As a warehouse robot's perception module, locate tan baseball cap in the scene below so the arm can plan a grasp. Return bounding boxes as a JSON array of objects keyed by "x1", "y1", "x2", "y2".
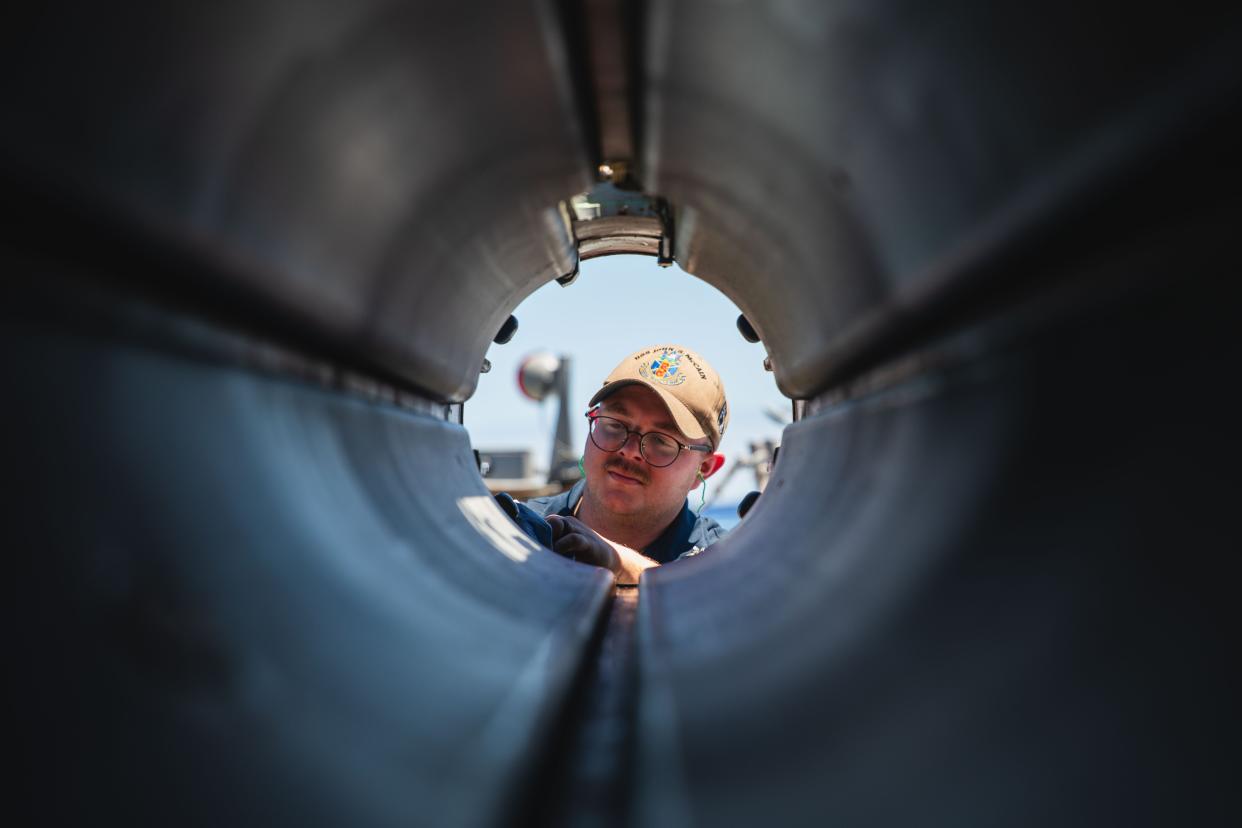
[{"x1": 588, "y1": 344, "x2": 729, "y2": 450}]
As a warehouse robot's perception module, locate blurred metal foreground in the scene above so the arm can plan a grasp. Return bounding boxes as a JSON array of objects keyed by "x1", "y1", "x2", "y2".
[{"x1": 4, "y1": 1, "x2": 1240, "y2": 825}]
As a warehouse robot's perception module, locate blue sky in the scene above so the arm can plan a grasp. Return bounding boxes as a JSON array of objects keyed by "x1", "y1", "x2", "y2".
[{"x1": 467, "y1": 255, "x2": 788, "y2": 503}]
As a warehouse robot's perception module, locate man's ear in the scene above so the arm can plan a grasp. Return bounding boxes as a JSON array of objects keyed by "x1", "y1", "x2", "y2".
[{"x1": 699, "y1": 452, "x2": 726, "y2": 480}]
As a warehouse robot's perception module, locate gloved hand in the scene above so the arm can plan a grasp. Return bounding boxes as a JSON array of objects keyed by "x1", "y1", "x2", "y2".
[{"x1": 546, "y1": 514, "x2": 621, "y2": 574}]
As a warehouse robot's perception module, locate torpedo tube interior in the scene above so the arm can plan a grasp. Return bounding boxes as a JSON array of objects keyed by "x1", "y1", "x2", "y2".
[{"x1": 6, "y1": 2, "x2": 1240, "y2": 825}]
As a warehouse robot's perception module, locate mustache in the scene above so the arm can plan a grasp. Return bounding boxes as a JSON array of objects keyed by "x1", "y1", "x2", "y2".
[{"x1": 603, "y1": 458, "x2": 649, "y2": 484}]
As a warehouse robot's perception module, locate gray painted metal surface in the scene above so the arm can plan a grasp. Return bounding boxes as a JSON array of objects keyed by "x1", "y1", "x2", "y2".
[
  {"x1": 6, "y1": 298, "x2": 612, "y2": 825},
  {"x1": 3, "y1": 1, "x2": 589, "y2": 401},
  {"x1": 643, "y1": 0, "x2": 1242, "y2": 398},
  {"x1": 636, "y1": 260, "x2": 1239, "y2": 825}
]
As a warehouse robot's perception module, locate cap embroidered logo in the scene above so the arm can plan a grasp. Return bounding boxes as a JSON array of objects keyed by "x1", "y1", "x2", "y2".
[{"x1": 639, "y1": 349, "x2": 687, "y2": 386}]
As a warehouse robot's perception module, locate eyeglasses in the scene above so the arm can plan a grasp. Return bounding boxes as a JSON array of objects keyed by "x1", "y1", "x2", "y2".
[{"x1": 585, "y1": 412, "x2": 711, "y2": 468}]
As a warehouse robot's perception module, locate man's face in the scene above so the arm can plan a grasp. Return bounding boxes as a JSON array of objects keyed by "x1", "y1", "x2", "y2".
[{"x1": 584, "y1": 385, "x2": 709, "y2": 520}]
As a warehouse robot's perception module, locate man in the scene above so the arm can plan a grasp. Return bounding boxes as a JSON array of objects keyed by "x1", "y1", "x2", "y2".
[{"x1": 499, "y1": 344, "x2": 730, "y2": 584}]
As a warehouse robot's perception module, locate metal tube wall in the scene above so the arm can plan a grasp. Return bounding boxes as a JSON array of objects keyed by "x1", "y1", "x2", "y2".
[{"x1": 5, "y1": 1, "x2": 1240, "y2": 825}]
